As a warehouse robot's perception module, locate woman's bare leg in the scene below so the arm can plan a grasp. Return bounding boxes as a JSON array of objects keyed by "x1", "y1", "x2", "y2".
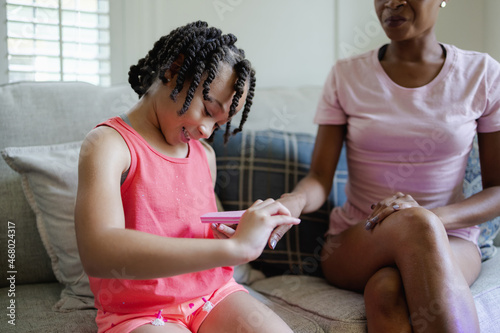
[
  {"x1": 364, "y1": 267, "x2": 411, "y2": 332},
  {"x1": 321, "y1": 207, "x2": 480, "y2": 333}
]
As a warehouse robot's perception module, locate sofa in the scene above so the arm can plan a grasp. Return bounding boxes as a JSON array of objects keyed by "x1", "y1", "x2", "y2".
[{"x1": 1, "y1": 81, "x2": 499, "y2": 333}]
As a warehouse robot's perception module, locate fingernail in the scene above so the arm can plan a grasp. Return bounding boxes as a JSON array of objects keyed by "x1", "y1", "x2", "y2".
[
  {"x1": 370, "y1": 216, "x2": 379, "y2": 223},
  {"x1": 211, "y1": 223, "x2": 217, "y2": 229},
  {"x1": 393, "y1": 204, "x2": 400, "y2": 210},
  {"x1": 364, "y1": 221, "x2": 372, "y2": 230},
  {"x1": 270, "y1": 238, "x2": 277, "y2": 250}
]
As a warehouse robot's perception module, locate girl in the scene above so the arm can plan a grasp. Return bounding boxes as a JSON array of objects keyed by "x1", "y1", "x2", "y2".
[
  {"x1": 272, "y1": 1, "x2": 500, "y2": 332},
  {"x1": 74, "y1": 21, "x2": 299, "y2": 333}
]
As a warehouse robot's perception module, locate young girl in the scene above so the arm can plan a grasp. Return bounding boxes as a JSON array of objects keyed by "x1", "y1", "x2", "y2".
[{"x1": 74, "y1": 21, "x2": 299, "y2": 333}]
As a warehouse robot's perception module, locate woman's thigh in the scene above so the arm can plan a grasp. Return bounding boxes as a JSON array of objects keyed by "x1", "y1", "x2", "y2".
[
  {"x1": 448, "y1": 236, "x2": 481, "y2": 285},
  {"x1": 320, "y1": 207, "x2": 449, "y2": 291}
]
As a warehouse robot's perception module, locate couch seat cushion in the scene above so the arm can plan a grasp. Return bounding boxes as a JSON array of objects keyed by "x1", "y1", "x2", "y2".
[
  {"x1": 0, "y1": 283, "x2": 97, "y2": 333},
  {"x1": 250, "y1": 276, "x2": 366, "y2": 333}
]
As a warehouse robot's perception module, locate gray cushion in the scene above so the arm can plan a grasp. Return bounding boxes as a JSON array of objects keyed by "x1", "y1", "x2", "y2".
[
  {"x1": 0, "y1": 283, "x2": 97, "y2": 333},
  {"x1": 0, "y1": 81, "x2": 136, "y2": 288},
  {"x1": 2, "y1": 141, "x2": 94, "y2": 312}
]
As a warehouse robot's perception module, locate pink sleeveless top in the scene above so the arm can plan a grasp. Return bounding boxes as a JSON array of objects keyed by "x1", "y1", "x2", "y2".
[{"x1": 88, "y1": 117, "x2": 233, "y2": 313}]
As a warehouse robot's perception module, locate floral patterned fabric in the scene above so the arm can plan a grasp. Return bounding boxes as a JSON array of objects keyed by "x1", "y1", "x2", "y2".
[{"x1": 463, "y1": 136, "x2": 500, "y2": 261}]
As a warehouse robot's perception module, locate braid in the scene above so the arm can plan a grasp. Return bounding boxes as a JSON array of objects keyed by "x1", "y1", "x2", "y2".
[
  {"x1": 224, "y1": 60, "x2": 256, "y2": 143},
  {"x1": 128, "y1": 21, "x2": 256, "y2": 142}
]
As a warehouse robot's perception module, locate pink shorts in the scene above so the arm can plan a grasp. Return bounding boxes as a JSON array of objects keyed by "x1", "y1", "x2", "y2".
[
  {"x1": 95, "y1": 277, "x2": 247, "y2": 333},
  {"x1": 447, "y1": 225, "x2": 481, "y2": 257}
]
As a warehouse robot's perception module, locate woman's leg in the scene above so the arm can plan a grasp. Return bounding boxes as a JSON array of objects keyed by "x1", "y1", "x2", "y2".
[
  {"x1": 321, "y1": 207, "x2": 480, "y2": 333},
  {"x1": 198, "y1": 291, "x2": 293, "y2": 333},
  {"x1": 364, "y1": 267, "x2": 411, "y2": 333}
]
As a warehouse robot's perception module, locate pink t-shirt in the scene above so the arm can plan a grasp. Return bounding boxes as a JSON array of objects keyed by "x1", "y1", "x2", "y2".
[
  {"x1": 88, "y1": 117, "x2": 233, "y2": 313},
  {"x1": 315, "y1": 44, "x2": 500, "y2": 235}
]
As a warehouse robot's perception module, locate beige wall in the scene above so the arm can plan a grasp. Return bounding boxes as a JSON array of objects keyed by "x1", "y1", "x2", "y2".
[
  {"x1": 110, "y1": 0, "x2": 500, "y2": 88},
  {"x1": 335, "y1": 0, "x2": 488, "y2": 60},
  {"x1": 109, "y1": 0, "x2": 335, "y2": 88}
]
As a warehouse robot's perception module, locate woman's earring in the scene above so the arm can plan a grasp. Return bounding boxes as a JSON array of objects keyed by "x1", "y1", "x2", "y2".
[{"x1": 440, "y1": 1, "x2": 447, "y2": 8}]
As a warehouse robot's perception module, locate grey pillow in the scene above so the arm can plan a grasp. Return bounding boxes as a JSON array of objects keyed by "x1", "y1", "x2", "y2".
[{"x1": 1, "y1": 141, "x2": 94, "y2": 312}]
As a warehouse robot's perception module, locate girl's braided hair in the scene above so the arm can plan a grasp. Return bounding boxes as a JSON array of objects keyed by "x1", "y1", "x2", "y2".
[{"x1": 128, "y1": 21, "x2": 256, "y2": 143}]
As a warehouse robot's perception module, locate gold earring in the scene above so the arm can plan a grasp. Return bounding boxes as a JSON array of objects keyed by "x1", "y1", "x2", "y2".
[{"x1": 440, "y1": 1, "x2": 446, "y2": 8}]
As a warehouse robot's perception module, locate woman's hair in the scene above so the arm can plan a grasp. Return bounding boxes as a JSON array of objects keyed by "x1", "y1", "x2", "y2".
[{"x1": 128, "y1": 21, "x2": 256, "y2": 142}]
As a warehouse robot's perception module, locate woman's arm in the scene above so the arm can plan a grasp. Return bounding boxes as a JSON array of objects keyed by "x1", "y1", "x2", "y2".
[
  {"x1": 366, "y1": 132, "x2": 500, "y2": 230},
  {"x1": 431, "y1": 131, "x2": 500, "y2": 230},
  {"x1": 74, "y1": 127, "x2": 299, "y2": 280},
  {"x1": 269, "y1": 124, "x2": 346, "y2": 247},
  {"x1": 279, "y1": 125, "x2": 346, "y2": 215}
]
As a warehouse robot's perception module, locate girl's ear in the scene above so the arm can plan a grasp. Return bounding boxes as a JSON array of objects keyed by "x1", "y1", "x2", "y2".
[
  {"x1": 164, "y1": 54, "x2": 185, "y2": 83},
  {"x1": 170, "y1": 54, "x2": 185, "y2": 76}
]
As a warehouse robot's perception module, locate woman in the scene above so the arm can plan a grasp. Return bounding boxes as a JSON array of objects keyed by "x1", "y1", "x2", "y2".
[{"x1": 273, "y1": 1, "x2": 500, "y2": 332}]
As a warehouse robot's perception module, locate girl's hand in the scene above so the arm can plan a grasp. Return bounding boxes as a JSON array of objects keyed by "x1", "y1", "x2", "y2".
[
  {"x1": 230, "y1": 199, "x2": 301, "y2": 263},
  {"x1": 365, "y1": 192, "x2": 420, "y2": 230}
]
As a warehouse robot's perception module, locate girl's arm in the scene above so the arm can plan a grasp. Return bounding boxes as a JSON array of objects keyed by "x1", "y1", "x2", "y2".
[
  {"x1": 269, "y1": 124, "x2": 346, "y2": 246},
  {"x1": 431, "y1": 131, "x2": 500, "y2": 230},
  {"x1": 74, "y1": 127, "x2": 299, "y2": 280}
]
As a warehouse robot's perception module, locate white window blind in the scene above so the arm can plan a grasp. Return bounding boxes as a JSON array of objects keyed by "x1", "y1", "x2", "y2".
[{"x1": 5, "y1": 0, "x2": 110, "y2": 86}]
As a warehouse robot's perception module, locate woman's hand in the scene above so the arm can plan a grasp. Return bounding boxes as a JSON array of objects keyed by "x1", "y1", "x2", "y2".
[
  {"x1": 211, "y1": 223, "x2": 237, "y2": 239},
  {"x1": 265, "y1": 192, "x2": 306, "y2": 249},
  {"x1": 230, "y1": 198, "x2": 301, "y2": 263},
  {"x1": 365, "y1": 192, "x2": 420, "y2": 230}
]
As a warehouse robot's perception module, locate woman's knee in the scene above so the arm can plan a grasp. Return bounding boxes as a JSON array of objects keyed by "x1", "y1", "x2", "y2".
[
  {"x1": 388, "y1": 207, "x2": 447, "y2": 244},
  {"x1": 364, "y1": 267, "x2": 405, "y2": 309}
]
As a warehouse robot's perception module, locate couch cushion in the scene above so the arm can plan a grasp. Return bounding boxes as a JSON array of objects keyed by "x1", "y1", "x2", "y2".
[
  {"x1": 246, "y1": 287, "x2": 325, "y2": 333},
  {"x1": 211, "y1": 129, "x2": 348, "y2": 277},
  {"x1": 463, "y1": 136, "x2": 500, "y2": 260},
  {"x1": 0, "y1": 81, "x2": 137, "y2": 288},
  {"x1": 250, "y1": 251, "x2": 500, "y2": 333},
  {"x1": 1, "y1": 141, "x2": 95, "y2": 312},
  {"x1": 250, "y1": 276, "x2": 366, "y2": 333},
  {"x1": 470, "y1": 251, "x2": 500, "y2": 331},
  {"x1": 0, "y1": 283, "x2": 97, "y2": 333}
]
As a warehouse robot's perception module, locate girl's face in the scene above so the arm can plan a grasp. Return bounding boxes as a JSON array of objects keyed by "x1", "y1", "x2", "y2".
[
  {"x1": 374, "y1": 0, "x2": 443, "y2": 42},
  {"x1": 156, "y1": 63, "x2": 247, "y2": 146}
]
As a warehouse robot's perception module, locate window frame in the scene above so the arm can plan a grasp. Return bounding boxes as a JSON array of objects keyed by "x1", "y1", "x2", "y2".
[{"x1": 1, "y1": 0, "x2": 110, "y2": 86}]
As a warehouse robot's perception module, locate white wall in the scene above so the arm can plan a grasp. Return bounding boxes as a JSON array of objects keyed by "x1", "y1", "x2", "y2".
[
  {"x1": 110, "y1": 0, "x2": 500, "y2": 89},
  {"x1": 110, "y1": 0, "x2": 335, "y2": 88},
  {"x1": 335, "y1": 0, "x2": 488, "y2": 60},
  {"x1": 484, "y1": 0, "x2": 500, "y2": 61}
]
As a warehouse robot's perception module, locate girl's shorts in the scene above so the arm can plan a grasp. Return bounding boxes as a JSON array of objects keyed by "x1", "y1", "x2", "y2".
[{"x1": 95, "y1": 277, "x2": 247, "y2": 333}]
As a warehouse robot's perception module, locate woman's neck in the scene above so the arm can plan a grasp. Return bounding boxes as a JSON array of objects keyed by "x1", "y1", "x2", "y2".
[{"x1": 384, "y1": 36, "x2": 444, "y2": 64}]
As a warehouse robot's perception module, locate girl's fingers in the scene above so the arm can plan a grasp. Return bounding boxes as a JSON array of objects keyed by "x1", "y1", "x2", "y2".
[{"x1": 256, "y1": 200, "x2": 293, "y2": 217}]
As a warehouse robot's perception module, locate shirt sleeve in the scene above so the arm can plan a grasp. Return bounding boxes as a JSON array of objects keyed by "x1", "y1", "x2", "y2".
[
  {"x1": 314, "y1": 65, "x2": 347, "y2": 125},
  {"x1": 477, "y1": 55, "x2": 500, "y2": 133}
]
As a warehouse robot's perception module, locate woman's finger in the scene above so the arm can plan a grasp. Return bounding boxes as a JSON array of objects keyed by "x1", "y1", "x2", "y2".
[{"x1": 210, "y1": 223, "x2": 236, "y2": 239}]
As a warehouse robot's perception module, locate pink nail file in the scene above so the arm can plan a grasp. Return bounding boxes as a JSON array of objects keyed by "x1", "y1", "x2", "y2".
[{"x1": 200, "y1": 210, "x2": 245, "y2": 224}]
